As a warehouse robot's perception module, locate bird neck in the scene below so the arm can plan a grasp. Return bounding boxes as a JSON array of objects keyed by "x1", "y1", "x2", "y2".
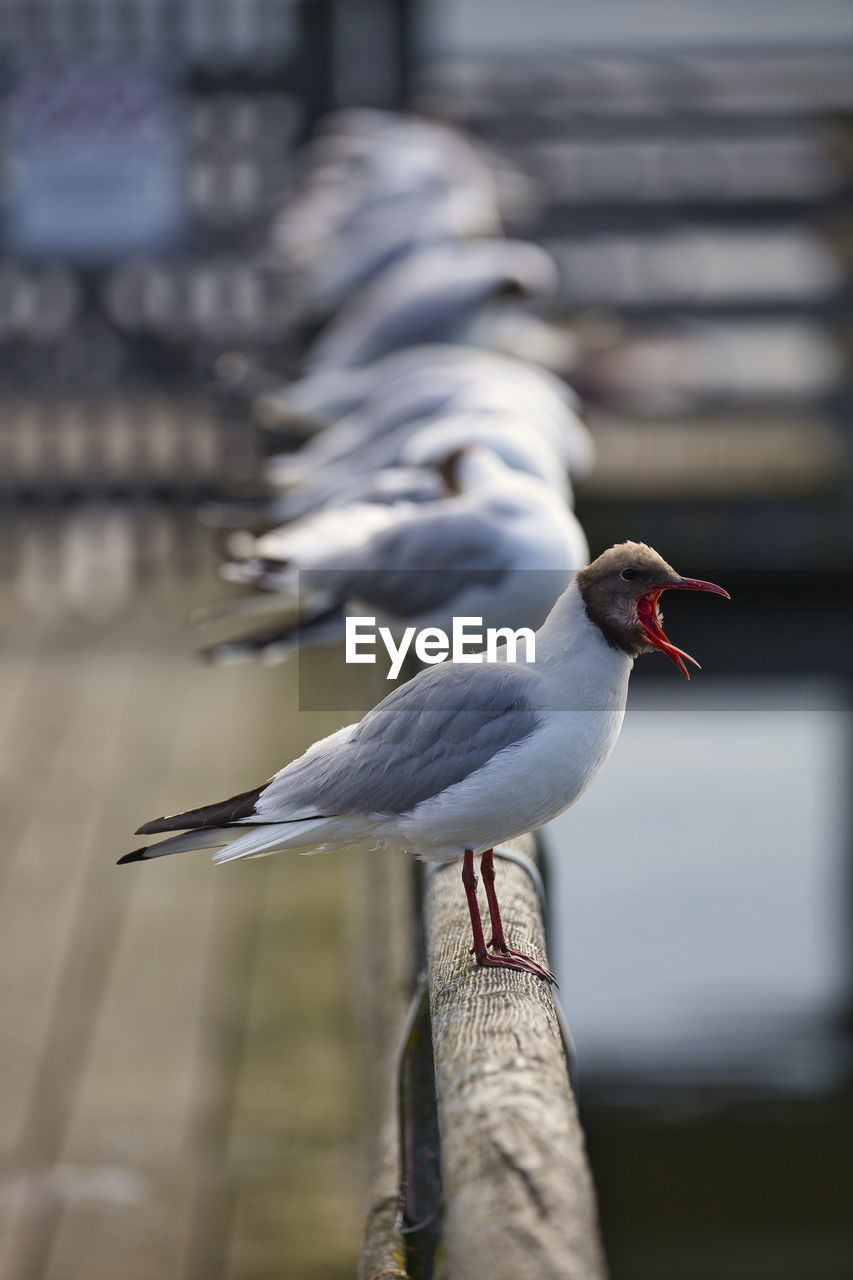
[{"x1": 535, "y1": 579, "x2": 634, "y2": 696}]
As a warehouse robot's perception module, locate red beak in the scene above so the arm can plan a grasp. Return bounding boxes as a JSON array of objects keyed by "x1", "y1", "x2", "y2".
[{"x1": 636, "y1": 577, "x2": 730, "y2": 680}]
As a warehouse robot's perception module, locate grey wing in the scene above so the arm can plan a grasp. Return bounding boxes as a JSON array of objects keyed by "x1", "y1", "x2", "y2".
[
  {"x1": 305, "y1": 241, "x2": 556, "y2": 371},
  {"x1": 305, "y1": 274, "x2": 489, "y2": 371},
  {"x1": 297, "y1": 380, "x2": 459, "y2": 472},
  {"x1": 302, "y1": 507, "x2": 512, "y2": 617},
  {"x1": 264, "y1": 661, "x2": 540, "y2": 817}
]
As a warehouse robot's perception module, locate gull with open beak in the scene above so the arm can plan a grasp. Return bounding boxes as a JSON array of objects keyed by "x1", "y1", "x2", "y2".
[{"x1": 120, "y1": 543, "x2": 728, "y2": 983}]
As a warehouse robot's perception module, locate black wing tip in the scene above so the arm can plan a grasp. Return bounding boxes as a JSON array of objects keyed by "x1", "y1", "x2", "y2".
[
  {"x1": 135, "y1": 817, "x2": 174, "y2": 835},
  {"x1": 132, "y1": 784, "x2": 267, "y2": 837},
  {"x1": 118, "y1": 847, "x2": 149, "y2": 865}
]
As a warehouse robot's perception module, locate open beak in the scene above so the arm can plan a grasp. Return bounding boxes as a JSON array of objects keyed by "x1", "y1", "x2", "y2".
[{"x1": 636, "y1": 577, "x2": 730, "y2": 680}]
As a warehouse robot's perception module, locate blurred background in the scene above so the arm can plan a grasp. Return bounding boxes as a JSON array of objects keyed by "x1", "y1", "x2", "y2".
[{"x1": 1, "y1": 2, "x2": 852, "y2": 1278}]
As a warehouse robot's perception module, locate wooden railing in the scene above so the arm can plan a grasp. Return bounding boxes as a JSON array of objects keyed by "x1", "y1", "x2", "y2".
[{"x1": 357, "y1": 837, "x2": 608, "y2": 1280}]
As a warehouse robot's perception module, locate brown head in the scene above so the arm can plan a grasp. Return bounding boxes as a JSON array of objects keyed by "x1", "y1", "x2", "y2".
[
  {"x1": 577, "y1": 541, "x2": 729, "y2": 678},
  {"x1": 434, "y1": 446, "x2": 469, "y2": 495}
]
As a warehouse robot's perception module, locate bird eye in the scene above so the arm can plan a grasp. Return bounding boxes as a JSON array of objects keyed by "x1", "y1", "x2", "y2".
[{"x1": 620, "y1": 567, "x2": 638, "y2": 581}]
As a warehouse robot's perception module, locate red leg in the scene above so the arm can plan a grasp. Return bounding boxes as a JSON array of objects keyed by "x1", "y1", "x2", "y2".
[
  {"x1": 462, "y1": 849, "x2": 556, "y2": 984},
  {"x1": 462, "y1": 847, "x2": 489, "y2": 960},
  {"x1": 481, "y1": 848, "x2": 508, "y2": 951}
]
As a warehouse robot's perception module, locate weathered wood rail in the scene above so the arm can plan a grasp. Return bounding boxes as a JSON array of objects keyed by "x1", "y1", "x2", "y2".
[{"x1": 359, "y1": 837, "x2": 608, "y2": 1280}]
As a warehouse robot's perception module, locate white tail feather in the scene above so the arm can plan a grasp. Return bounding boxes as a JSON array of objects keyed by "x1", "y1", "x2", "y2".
[
  {"x1": 141, "y1": 827, "x2": 233, "y2": 858},
  {"x1": 212, "y1": 817, "x2": 330, "y2": 863}
]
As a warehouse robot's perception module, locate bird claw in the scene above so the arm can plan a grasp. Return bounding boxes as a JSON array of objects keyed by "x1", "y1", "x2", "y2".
[{"x1": 474, "y1": 946, "x2": 557, "y2": 985}]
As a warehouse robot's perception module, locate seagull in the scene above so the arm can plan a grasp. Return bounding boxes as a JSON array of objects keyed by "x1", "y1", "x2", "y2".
[
  {"x1": 201, "y1": 446, "x2": 589, "y2": 664},
  {"x1": 202, "y1": 389, "x2": 584, "y2": 535},
  {"x1": 199, "y1": 463, "x2": 450, "y2": 535},
  {"x1": 248, "y1": 343, "x2": 579, "y2": 439},
  {"x1": 121, "y1": 543, "x2": 729, "y2": 982},
  {"x1": 302, "y1": 240, "x2": 560, "y2": 372},
  {"x1": 263, "y1": 367, "x2": 592, "y2": 505},
  {"x1": 257, "y1": 405, "x2": 584, "y2": 531},
  {"x1": 282, "y1": 183, "x2": 500, "y2": 320},
  {"x1": 271, "y1": 110, "x2": 503, "y2": 316}
]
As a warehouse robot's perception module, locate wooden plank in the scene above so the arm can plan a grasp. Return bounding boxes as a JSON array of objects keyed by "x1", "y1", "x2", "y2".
[
  {"x1": 46, "y1": 650, "x2": 370, "y2": 1280},
  {"x1": 354, "y1": 847, "x2": 414, "y2": 1280},
  {"x1": 424, "y1": 838, "x2": 608, "y2": 1280},
  {"x1": 178, "y1": 665, "x2": 299, "y2": 1280},
  {"x1": 50, "y1": 1168, "x2": 196, "y2": 1280},
  {"x1": 224, "y1": 1154, "x2": 365, "y2": 1280},
  {"x1": 0, "y1": 648, "x2": 136, "y2": 1156},
  {"x1": 0, "y1": 639, "x2": 292, "y2": 1280},
  {"x1": 0, "y1": 1164, "x2": 31, "y2": 1280},
  {"x1": 221, "y1": 671, "x2": 389, "y2": 1280},
  {"x1": 0, "y1": 645, "x2": 144, "y2": 1280},
  {"x1": 221, "y1": 827, "x2": 364, "y2": 1277},
  {"x1": 0, "y1": 634, "x2": 410, "y2": 1280},
  {"x1": 225, "y1": 848, "x2": 359, "y2": 1154},
  {"x1": 49, "y1": 654, "x2": 217, "y2": 1164},
  {"x1": 3, "y1": 1164, "x2": 196, "y2": 1280},
  {"x1": 0, "y1": 640, "x2": 80, "y2": 901},
  {"x1": 40, "y1": 655, "x2": 287, "y2": 1280}
]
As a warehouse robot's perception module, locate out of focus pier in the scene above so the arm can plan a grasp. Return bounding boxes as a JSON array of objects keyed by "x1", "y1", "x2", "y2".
[{"x1": 0, "y1": 617, "x2": 368, "y2": 1279}]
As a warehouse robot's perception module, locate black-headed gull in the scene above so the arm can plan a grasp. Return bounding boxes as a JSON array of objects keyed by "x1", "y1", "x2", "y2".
[
  {"x1": 246, "y1": 343, "x2": 568, "y2": 436},
  {"x1": 199, "y1": 464, "x2": 449, "y2": 535},
  {"x1": 257, "y1": 406, "x2": 584, "y2": 529},
  {"x1": 263, "y1": 373, "x2": 592, "y2": 514},
  {"x1": 205, "y1": 350, "x2": 589, "y2": 531},
  {"x1": 303, "y1": 240, "x2": 560, "y2": 372},
  {"x1": 203, "y1": 446, "x2": 589, "y2": 665},
  {"x1": 122, "y1": 544, "x2": 729, "y2": 982},
  {"x1": 271, "y1": 111, "x2": 503, "y2": 315}
]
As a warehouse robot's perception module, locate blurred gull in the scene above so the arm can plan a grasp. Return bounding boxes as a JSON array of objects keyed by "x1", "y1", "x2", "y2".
[
  {"x1": 302, "y1": 239, "x2": 563, "y2": 372},
  {"x1": 253, "y1": 343, "x2": 580, "y2": 439},
  {"x1": 248, "y1": 409, "x2": 579, "y2": 533},
  {"x1": 200, "y1": 463, "x2": 449, "y2": 536},
  {"x1": 201, "y1": 446, "x2": 589, "y2": 665},
  {"x1": 263, "y1": 358, "x2": 593, "y2": 496},
  {"x1": 271, "y1": 110, "x2": 510, "y2": 316},
  {"x1": 205, "y1": 353, "x2": 591, "y2": 532},
  {"x1": 202, "y1": 407, "x2": 577, "y2": 534},
  {"x1": 401, "y1": 413, "x2": 574, "y2": 496}
]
